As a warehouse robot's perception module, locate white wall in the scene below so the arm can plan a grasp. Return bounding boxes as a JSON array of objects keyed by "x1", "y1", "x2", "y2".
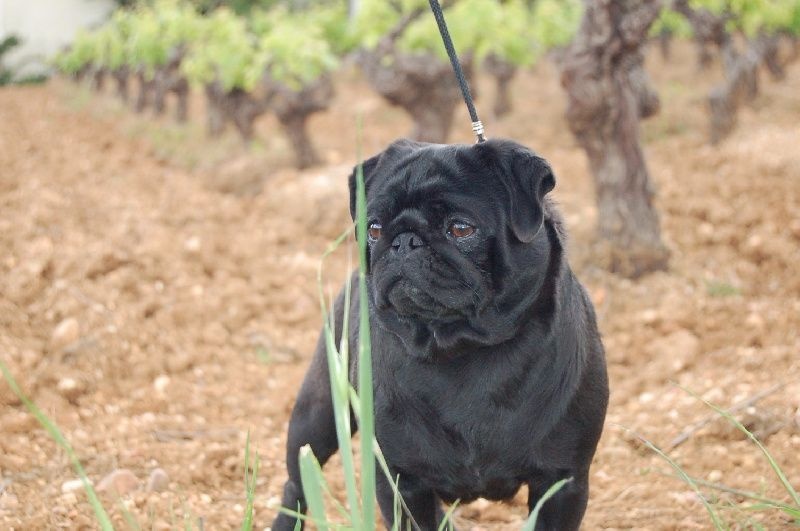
[{"x1": 1, "y1": 0, "x2": 115, "y2": 78}]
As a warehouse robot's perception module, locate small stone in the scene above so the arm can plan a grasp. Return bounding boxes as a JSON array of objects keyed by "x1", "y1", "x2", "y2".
[
  {"x1": 146, "y1": 468, "x2": 169, "y2": 492},
  {"x1": 638, "y1": 392, "x2": 655, "y2": 404},
  {"x1": 166, "y1": 352, "x2": 193, "y2": 374},
  {"x1": 153, "y1": 375, "x2": 170, "y2": 394},
  {"x1": 184, "y1": 236, "x2": 202, "y2": 254},
  {"x1": 57, "y1": 377, "x2": 86, "y2": 402},
  {"x1": 745, "y1": 313, "x2": 764, "y2": 329},
  {"x1": 668, "y1": 491, "x2": 701, "y2": 506},
  {"x1": 50, "y1": 318, "x2": 80, "y2": 351},
  {"x1": 97, "y1": 469, "x2": 140, "y2": 496},
  {"x1": 698, "y1": 222, "x2": 715, "y2": 241},
  {"x1": 59, "y1": 492, "x2": 78, "y2": 505},
  {"x1": 590, "y1": 287, "x2": 606, "y2": 307},
  {"x1": 707, "y1": 470, "x2": 723, "y2": 483},
  {"x1": 266, "y1": 495, "x2": 281, "y2": 509},
  {"x1": 61, "y1": 479, "x2": 88, "y2": 493},
  {"x1": 639, "y1": 309, "x2": 659, "y2": 325},
  {"x1": 152, "y1": 521, "x2": 172, "y2": 531}
]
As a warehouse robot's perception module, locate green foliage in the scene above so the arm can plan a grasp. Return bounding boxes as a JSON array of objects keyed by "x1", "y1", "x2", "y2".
[
  {"x1": 94, "y1": 25, "x2": 127, "y2": 70},
  {"x1": 53, "y1": 30, "x2": 97, "y2": 74},
  {"x1": 352, "y1": 0, "x2": 421, "y2": 51},
  {"x1": 310, "y1": 4, "x2": 361, "y2": 56},
  {"x1": 400, "y1": 0, "x2": 513, "y2": 63},
  {"x1": 355, "y1": 0, "x2": 572, "y2": 67},
  {"x1": 651, "y1": 7, "x2": 694, "y2": 38},
  {"x1": 127, "y1": 0, "x2": 202, "y2": 77},
  {"x1": 255, "y1": 9, "x2": 339, "y2": 90},
  {"x1": 181, "y1": 8, "x2": 265, "y2": 90},
  {"x1": 1, "y1": 35, "x2": 23, "y2": 85},
  {"x1": 124, "y1": 9, "x2": 166, "y2": 73},
  {"x1": 689, "y1": 0, "x2": 800, "y2": 36},
  {"x1": 529, "y1": 0, "x2": 582, "y2": 51},
  {"x1": 55, "y1": 0, "x2": 342, "y2": 93},
  {"x1": 0, "y1": 34, "x2": 21, "y2": 59}
]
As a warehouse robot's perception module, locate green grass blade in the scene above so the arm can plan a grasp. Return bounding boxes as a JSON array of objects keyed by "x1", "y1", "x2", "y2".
[
  {"x1": 355, "y1": 124, "x2": 377, "y2": 531},
  {"x1": 276, "y1": 506, "x2": 308, "y2": 525},
  {"x1": 522, "y1": 477, "x2": 573, "y2": 531},
  {"x1": 0, "y1": 359, "x2": 114, "y2": 531},
  {"x1": 634, "y1": 432, "x2": 727, "y2": 530},
  {"x1": 241, "y1": 431, "x2": 259, "y2": 531},
  {"x1": 315, "y1": 224, "x2": 362, "y2": 525},
  {"x1": 298, "y1": 445, "x2": 329, "y2": 531},
  {"x1": 779, "y1": 505, "x2": 800, "y2": 520},
  {"x1": 680, "y1": 473, "x2": 799, "y2": 513},
  {"x1": 321, "y1": 321, "x2": 362, "y2": 525},
  {"x1": 182, "y1": 499, "x2": 194, "y2": 531},
  {"x1": 340, "y1": 265, "x2": 353, "y2": 372},
  {"x1": 437, "y1": 500, "x2": 460, "y2": 531},
  {"x1": 682, "y1": 385, "x2": 800, "y2": 507},
  {"x1": 392, "y1": 473, "x2": 401, "y2": 531}
]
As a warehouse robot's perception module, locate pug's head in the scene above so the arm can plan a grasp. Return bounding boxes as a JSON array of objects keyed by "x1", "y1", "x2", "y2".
[{"x1": 349, "y1": 138, "x2": 560, "y2": 360}]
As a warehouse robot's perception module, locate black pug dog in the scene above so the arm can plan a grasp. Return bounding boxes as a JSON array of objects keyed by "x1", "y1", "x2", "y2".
[{"x1": 272, "y1": 138, "x2": 608, "y2": 531}]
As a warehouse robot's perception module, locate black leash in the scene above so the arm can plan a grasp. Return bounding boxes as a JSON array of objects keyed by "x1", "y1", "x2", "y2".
[{"x1": 427, "y1": 0, "x2": 486, "y2": 143}]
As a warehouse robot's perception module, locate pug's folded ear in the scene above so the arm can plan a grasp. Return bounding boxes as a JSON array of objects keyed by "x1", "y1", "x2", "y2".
[
  {"x1": 348, "y1": 139, "x2": 424, "y2": 220},
  {"x1": 480, "y1": 140, "x2": 556, "y2": 243}
]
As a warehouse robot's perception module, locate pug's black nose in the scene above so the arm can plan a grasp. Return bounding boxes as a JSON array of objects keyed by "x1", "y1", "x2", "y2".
[{"x1": 391, "y1": 232, "x2": 425, "y2": 253}]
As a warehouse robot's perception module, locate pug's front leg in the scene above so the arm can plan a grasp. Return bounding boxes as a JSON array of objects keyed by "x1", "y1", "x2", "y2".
[
  {"x1": 526, "y1": 469, "x2": 589, "y2": 531},
  {"x1": 271, "y1": 342, "x2": 344, "y2": 531},
  {"x1": 376, "y1": 471, "x2": 451, "y2": 531}
]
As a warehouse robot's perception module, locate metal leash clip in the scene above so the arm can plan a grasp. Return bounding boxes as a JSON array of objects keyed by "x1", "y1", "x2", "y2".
[
  {"x1": 471, "y1": 120, "x2": 486, "y2": 143},
  {"x1": 428, "y1": 0, "x2": 487, "y2": 144}
]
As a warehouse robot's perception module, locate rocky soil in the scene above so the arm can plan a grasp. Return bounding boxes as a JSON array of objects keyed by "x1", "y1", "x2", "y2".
[{"x1": 1, "y1": 42, "x2": 799, "y2": 529}]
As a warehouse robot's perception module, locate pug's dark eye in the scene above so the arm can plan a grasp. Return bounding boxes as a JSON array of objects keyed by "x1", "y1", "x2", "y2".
[
  {"x1": 448, "y1": 222, "x2": 475, "y2": 239},
  {"x1": 368, "y1": 223, "x2": 382, "y2": 241}
]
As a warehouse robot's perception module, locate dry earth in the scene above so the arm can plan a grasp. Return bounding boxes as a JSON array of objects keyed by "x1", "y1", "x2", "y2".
[{"x1": 1, "y1": 42, "x2": 799, "y2": 529}]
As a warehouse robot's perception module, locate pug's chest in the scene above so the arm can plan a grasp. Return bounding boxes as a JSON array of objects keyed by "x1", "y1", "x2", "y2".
[{"x1": 373, "y1": 373, "x2": 543, "y2": 502}]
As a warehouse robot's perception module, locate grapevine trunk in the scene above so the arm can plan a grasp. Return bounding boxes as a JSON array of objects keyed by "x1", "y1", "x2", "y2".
[{"x1": 561, "y1": 0, "x2": 669, "y2": 278}]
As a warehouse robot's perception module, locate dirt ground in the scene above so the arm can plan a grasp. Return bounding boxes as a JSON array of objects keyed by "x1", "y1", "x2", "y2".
[{"x1": 1, "y1": 42, "x2": 799, "y2": 530}]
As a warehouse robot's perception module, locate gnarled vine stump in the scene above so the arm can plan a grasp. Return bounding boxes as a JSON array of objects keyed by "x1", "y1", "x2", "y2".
[
  {"x1": 203, "y1": 81, "x2": 268, "y2": 142},
  {"x1": 358, "y1": 9, "x2": 474, "y2": 144},
  {"x1": 266, "y1": 75, "x2": 333, "y2": 169},
  {"x1": 152, "y1": 50, "x2": 189, "y2": 123},
  {"x1": 561, "y1": 0, "x2": 669, "y2": 278},
  {"x1": 484, "y1": 53, "x2": 517, "y2": 118},
  {"x1": 112, "y1": 67, "x2": 129, "y2": 102},
  {"x1": 135, "y1": 71, "x2": 154, "y2": 113}
]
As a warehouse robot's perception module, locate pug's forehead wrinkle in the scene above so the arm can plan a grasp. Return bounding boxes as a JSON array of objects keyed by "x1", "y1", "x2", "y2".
[{"x1": 390, "y1": 209, "x2": 430, "y2": 235}]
